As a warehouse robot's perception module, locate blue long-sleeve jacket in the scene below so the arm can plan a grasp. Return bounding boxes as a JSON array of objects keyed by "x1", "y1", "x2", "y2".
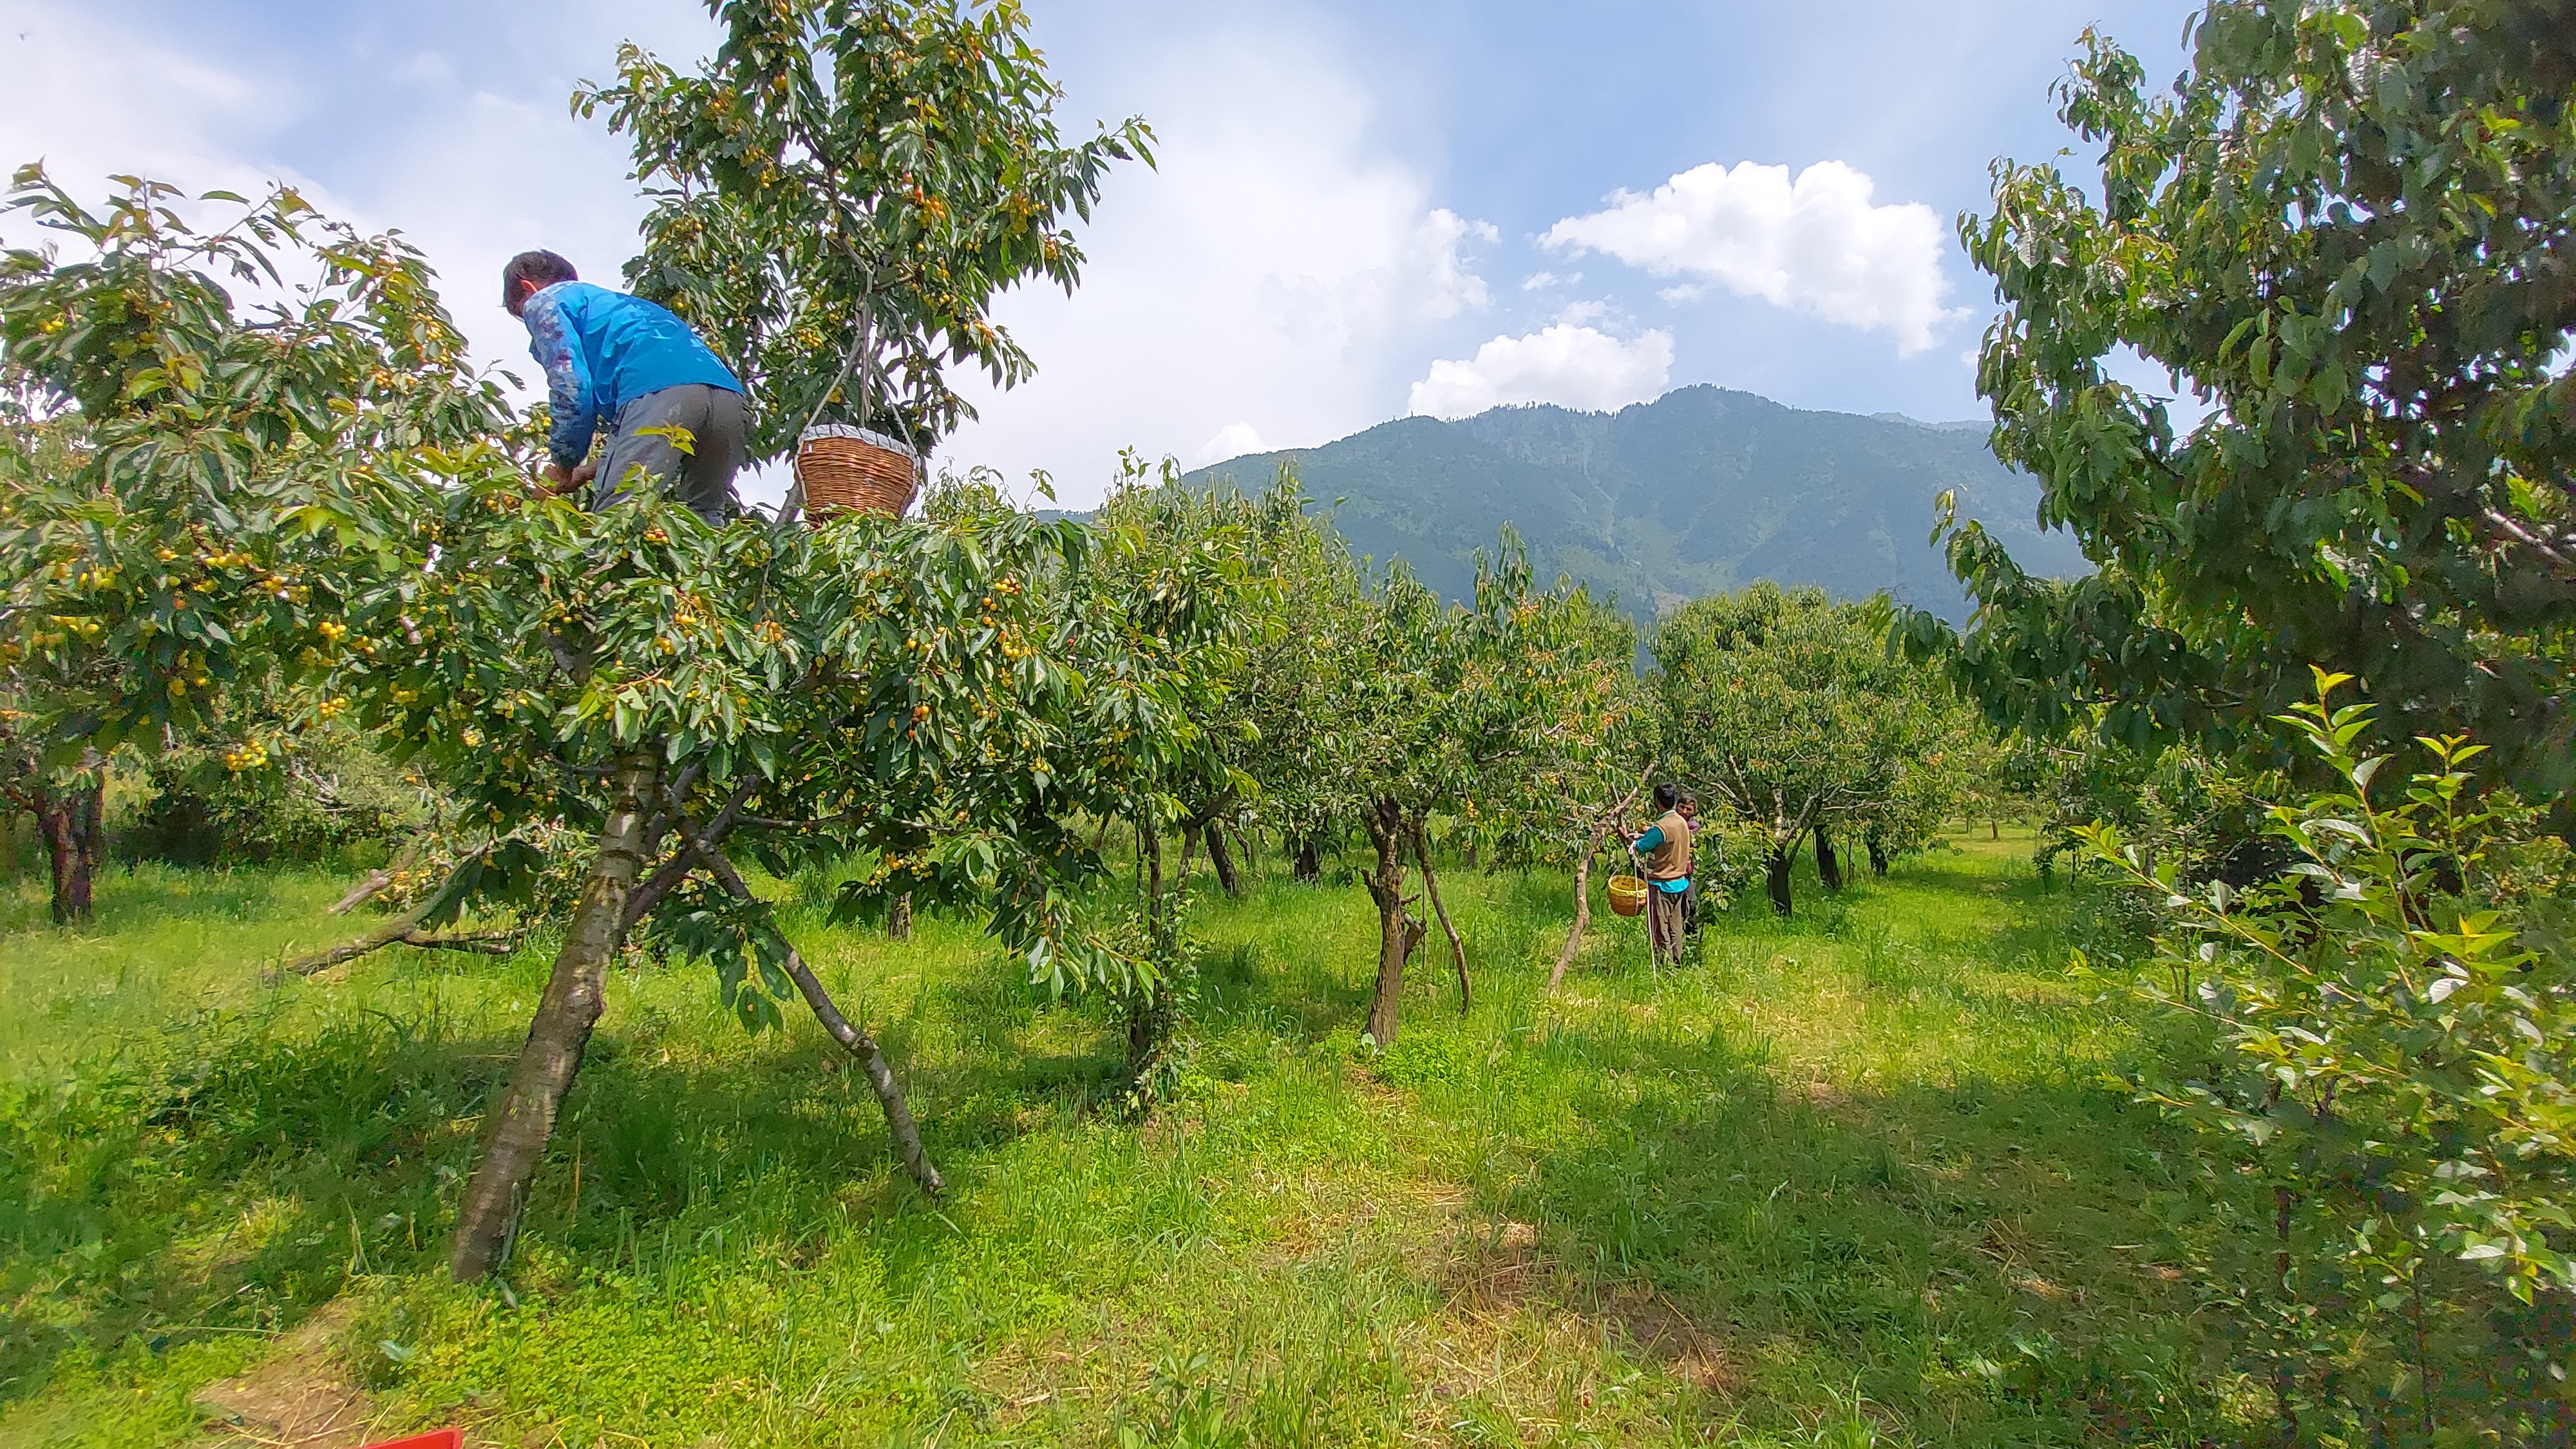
[{"x1": 520, "y1": 281, "x2": 744, "y2": 468}]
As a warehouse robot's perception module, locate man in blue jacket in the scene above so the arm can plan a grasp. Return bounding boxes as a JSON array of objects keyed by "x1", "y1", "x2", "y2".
[{"x1": 502, "y1": 251, "x2": 747, "y2": 522}]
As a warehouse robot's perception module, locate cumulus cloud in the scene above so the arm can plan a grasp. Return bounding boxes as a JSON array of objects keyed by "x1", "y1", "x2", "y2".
[
  {"x1": 1406, "y1": 321, "x2": 1674, "y2": 420},
  {"x1": 1540, "y1": 159, "x2": 1960, "y2": 354},
  {"x1": 939, "y1": 21, "x2": 1499, "y2": 504},
  {"x1": 1414, "y1": 208, "x2": 1498, "y2": 320},
  {"x1": 1195, "y1": 421, "x2": 1269, "y2": 463}
]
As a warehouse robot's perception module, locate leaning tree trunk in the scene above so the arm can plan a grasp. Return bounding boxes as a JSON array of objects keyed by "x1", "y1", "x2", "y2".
[
  {"x1": 1410, "y1": 821, "x2": 1469, "y2": 1012},
  {"x1": 1764, "y1": 844, "x2": 1795, "y2": 917},
  {"x1": 1549, "y1": 826, "x2": 1607, "y2": 991},
  {"x1": 1205, "y1": 821, "x2": 1242, "y2": 898},
  {"x1": 702, "y1": 852, "x2": 943, "y2": 1193},
  {"x1": 1814, "y1": 824, "x2": 1845, "y2": 895},
  {"x1": 1361, "y1": 802, "x2": 1420, "y2": 1046},
  {"x1": 450, "y1": 752, "x2": 658, "y2": 1281},
  {"x1": 32, "y1": 779, "x2": 103, "y2": 925}
]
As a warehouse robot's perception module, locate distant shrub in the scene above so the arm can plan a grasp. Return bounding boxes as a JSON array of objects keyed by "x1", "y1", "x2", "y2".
[{"x1": 120, "y1": 729, "x2": 426, "y2": 867}]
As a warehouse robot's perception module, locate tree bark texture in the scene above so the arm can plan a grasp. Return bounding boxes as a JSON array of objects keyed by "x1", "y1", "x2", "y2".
[
  {"x1": 1549, "y1": 828, "x2": 1604, "y2": 991},
  {"x1": 329, "y1": 838, "x2": 420, "y2": 915},
  {"x1": 1410, "y1": 821, "x2": 1468, "y2": 1012},
  {"x1": 1765, "y1": 845, "x2": 1795, "y2": 917},
  {"x1": 1293, "y1": 837, "x2": 1321, "y2": 884},
  {"x1": 888, "y1": 891, "x2": 913, "y2": 941},
  {"x1": 32, "y1": 779, "x2": 102, "y2": 925},
  {"x1": 1205, "y1": 820, "x2": 1242, "y2": 898},
  {"x1": 703, "y1": 852, "x2": 944, "y2": 1193},
  {"x1": 1814, "y1": 824, "x2": 1845, "y2": 895},
  {"x1": 1361, "y1": 802, "x2": 1419, "y2": 1046},
  {"x1": 280, "y1": 926, "x2": 521, "y2": 980},
  {"x1": 450, "y1": 752, "x2": 658, "y2": 1281},
  {"x1": 1127, "y1": 822, "x2": 1171, "y2": 1079}
]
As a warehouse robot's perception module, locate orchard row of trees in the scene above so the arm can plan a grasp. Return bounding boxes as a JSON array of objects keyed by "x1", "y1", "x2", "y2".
[
  {"x1": 8, "y1": 0, "x2": 2562, "y2": 1438},
  {"x1": 0, "y1": 157, "x2": 1974, "y2": 1298}
]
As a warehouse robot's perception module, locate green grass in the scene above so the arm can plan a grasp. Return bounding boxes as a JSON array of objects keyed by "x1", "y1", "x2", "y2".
[{"x1": 0, "y1": 833, "x2": 2241, "y2": 1446}]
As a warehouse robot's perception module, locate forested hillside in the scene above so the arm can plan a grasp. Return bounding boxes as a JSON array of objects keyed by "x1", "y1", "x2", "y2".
[{"x1": 1186, "y1": 386, "x2": 2090, "y2": 621}]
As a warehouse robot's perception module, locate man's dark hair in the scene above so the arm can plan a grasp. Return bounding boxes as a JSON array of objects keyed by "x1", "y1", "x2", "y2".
[
  {"x1": 1653, "y1": 782, "x2": 1681, "y2": 811},
  {"x1": 502, "y1": 251, "x2": 579, "y2": 314}
]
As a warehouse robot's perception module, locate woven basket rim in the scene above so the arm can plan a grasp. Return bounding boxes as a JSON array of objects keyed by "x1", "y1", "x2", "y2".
[{"x1": 799, "y1": 422, "x2": 922, "y2": 461}]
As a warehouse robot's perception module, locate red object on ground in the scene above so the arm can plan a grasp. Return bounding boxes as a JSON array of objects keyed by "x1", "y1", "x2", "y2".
[{"x1": 361, "y1": 1432, "x2": 462, "y2": 1449}]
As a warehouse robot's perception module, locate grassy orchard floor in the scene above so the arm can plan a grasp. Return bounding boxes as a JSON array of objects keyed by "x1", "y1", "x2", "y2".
[{"x1": 0, "y1": 833, "x2": 2244, "y2": 1447}]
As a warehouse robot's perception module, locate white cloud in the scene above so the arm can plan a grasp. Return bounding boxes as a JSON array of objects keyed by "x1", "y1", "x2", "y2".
[
  {"x1": 1540, "y1": 159, "x2": 1961, "y2": 354},
  {"x1": 1414, "y1": 207, "x2": 1497, "y2": 321},
  {"x1": 1406, "y1": 323, "x2": 1674, "y2": 420},
  {"x1": 0, "y1": 6, "x2": 324, "y2": 229},
  {"x1": 0, "y1": 0, "x2": 786, "y2": 495},
  {"x1": 1195, "y1": 421, "x2": 1268, "y2": 463},
  {"x1": 938, "y1": 22, "x2": 1497, "y2": 505}
]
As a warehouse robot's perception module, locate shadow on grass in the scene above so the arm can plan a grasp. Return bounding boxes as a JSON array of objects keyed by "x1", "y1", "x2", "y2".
[
  {"x1": 1418, "y1": 999, "x2": 2234, "y2": 1444},
  {"x1": 0, "y1": 864, "x2": 330, "y2": 942},
  {"x1": 0, "y1": 956, "x2": 1094, "y2": 1406}
]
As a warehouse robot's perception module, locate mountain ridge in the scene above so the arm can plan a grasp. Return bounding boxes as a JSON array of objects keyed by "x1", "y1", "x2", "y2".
[{"x1": 1182, "y1": 384, "x2": 2087, "y2": 624}]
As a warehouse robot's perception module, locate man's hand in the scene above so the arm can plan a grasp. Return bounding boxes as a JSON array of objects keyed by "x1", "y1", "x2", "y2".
[{"x1": 537, "y1": 460, "x2": 598, "y2": 497}]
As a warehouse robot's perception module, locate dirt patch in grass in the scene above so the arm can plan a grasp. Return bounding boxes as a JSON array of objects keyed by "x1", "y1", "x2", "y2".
[
  {"x1": 1434, "y1": 1208, "x2": 1743, "y2": 1403},
  {"x1": 1598, "y1": 1283, "x2": 1743, "y2": 1396},
  {"x1": 190, "y1": 1300, "x2": 384, "y2": 1448}
]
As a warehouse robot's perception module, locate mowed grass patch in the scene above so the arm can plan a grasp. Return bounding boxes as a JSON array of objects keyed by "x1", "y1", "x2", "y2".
[{"x1": 0, "y1": 831, "x2": 2242, "y2": 1447}]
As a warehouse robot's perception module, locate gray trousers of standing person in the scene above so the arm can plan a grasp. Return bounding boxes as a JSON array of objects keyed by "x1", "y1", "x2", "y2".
[
  {"x1": 1647, "y1": 883, "x2": 1689, "y2": 963},
  {"x1": 591, "y1": 383, "x2": 749, "y2": 523}
]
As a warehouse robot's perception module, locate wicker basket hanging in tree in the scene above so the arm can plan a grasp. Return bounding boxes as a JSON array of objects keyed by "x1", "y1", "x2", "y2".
[
  {"x1": 795, "y1": 424, "x2": 920, "y2": 523},
  {"x1": 1607, "y1": 874, "x2": 1649, "y2": 918}
]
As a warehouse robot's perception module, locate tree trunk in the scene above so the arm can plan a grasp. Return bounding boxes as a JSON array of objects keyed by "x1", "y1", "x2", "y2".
[
  {"x1": 1206, "y1": 821, "x2": 1242, "y2": 898},
  {"x1": 1765, "y1": 845, "x2": 1795, "y2": 917},
  {"x1": 1128, "y1": 821, "x2": 1173, "y2": 1081},
  {"x1": 1814, "y1": 824, "x2": 1845, "y2": 895},
  {"x1": 1177, "y1": 822, "x2": 1198, "y2": 885},
  {"x1": 1549, "y1": 828, "x2": 1604, "y2": 991},
  {"x1": 32, "y1": 779, "x2": 103, "y2": 925},
  {"x1": 703, "y1": 853, "x2": 943, "y2": 1193},
  {"x1": 1361, "y1": 802, "x2": 1417, "y2": 1046},
  {"x1": 1293, "y1": 836, "x2": 1321, "y2": 884},
  {"x1": 1866, "y1": 831, "x2": 1889, "y2": 878},
  {"x1": 450, "y1": 752, "x2": 658, "y2": 1281},
  {"x1": 888, "y1": 891, "x2": 913, "y2": 941},
  {"x1": 1410, "y1": 821, "x2": 1468, "y2": 1012}
]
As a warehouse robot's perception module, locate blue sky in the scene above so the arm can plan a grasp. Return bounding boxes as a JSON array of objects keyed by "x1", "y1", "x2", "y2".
[{"x1": 0, "y1": 0, "x2": 2197, "y2": 508}]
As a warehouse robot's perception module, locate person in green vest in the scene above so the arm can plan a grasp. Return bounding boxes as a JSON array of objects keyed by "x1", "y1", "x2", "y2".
[{"x1": 1624, "y1": 782, "x2": 1694, "y2": 965}]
